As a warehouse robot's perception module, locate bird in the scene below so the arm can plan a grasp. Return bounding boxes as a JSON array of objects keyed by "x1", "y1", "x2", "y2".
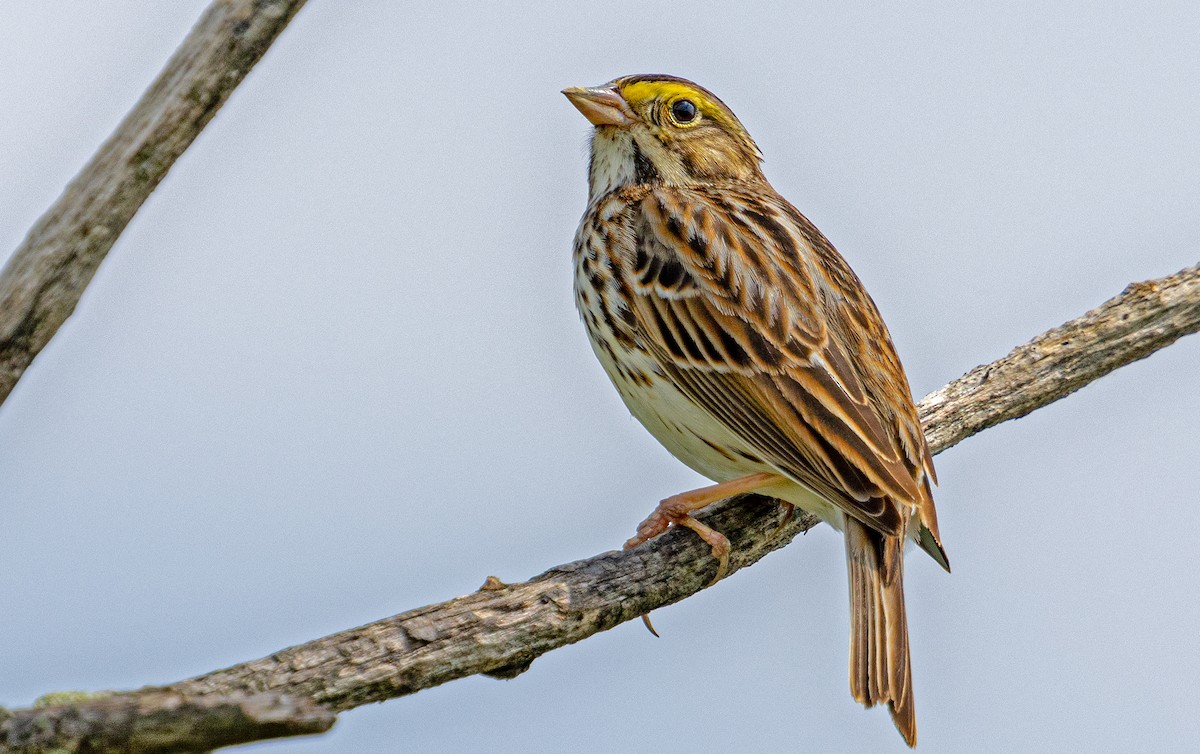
[{"x1": 562, "y1": 75, "x2": 948, "y2": 747}]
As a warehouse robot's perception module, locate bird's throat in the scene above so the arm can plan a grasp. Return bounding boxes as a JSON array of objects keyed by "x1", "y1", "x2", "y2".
[{"x1": 587, "y1": 128, "x2": 640, "y2": 200}]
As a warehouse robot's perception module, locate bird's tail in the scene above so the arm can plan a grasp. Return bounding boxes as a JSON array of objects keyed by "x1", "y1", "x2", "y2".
[{"x1": 845, "y1": 515, "x2": 916, "y2": 747}]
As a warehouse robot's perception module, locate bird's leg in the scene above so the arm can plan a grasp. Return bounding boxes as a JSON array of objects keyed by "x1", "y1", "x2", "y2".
[{"x1": 625, "y1": 471, "x2": 783, "y2": 584}]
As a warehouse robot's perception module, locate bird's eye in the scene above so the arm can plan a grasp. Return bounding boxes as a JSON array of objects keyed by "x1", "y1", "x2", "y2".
[{"x1": 670, "y1": 99, "x2": 698, "y2": 124}]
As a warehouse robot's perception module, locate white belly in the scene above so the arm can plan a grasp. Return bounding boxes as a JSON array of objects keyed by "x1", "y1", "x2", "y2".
[
  {"x1": 598, "y1": 342, "x2": 750, "y2": 482},
  {"x1": 591, "y1": 337, "x2": 843, "y2": 528}
]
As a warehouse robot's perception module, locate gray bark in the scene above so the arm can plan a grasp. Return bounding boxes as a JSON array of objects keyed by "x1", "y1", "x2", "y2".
[
  {"x1": 0, "y1": 691, "x2": 333, "y2": 754},
  {"x1": 920, "y1": 264, "x2": 1200, "y2": 453},
  {"x1": 0, "y1": 0, "x2": 308, "y2": 406}
]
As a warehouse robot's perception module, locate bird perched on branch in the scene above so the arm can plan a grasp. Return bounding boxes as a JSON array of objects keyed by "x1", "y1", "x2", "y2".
[{"x1": 563, "y1": 74, "x2": 949, "y2": 747}]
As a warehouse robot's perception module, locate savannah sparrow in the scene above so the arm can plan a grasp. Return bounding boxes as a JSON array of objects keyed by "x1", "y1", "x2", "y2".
[{"x1": 563, "y1": 75, "x2": 948, "y2": 747}]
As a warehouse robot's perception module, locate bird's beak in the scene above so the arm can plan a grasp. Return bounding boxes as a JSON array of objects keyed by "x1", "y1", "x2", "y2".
[{"x1": 562, "y1": 85, "x2": 635, "y2": 127}]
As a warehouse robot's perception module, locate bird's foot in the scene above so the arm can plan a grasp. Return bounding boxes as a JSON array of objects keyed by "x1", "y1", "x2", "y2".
[{"x1": 623, "y1": 472, "x2": 782, "y2": 585}]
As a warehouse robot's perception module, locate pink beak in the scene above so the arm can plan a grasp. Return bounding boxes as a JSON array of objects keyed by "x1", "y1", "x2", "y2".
[{"x1": 562, "y1": 85, "x2": 636, "y2": 127}]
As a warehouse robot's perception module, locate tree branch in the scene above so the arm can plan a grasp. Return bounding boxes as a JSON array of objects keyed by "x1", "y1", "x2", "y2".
[
  {"x1": 0, "y1": 691, "x2": 334, "y2": 754},
  {"x1": 166, "y1": 264, "x2": 1200, "y2": 707},
  {"x1": 4, "y1": 265, "x2": 1195, "y2": 752},
  {"x1": 919, "y1": 264, "x2": 1200, "y2": 453},
  {"x1": 0, "y1": 0, "x2": 308, "y2": 407},
  {"x1": 2, "y1": 3, "x2": 1197, "y2": 751}
]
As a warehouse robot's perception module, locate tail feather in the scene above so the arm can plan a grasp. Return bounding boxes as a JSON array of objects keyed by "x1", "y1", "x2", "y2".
[{"x1": 845, "y1": 516, "x2": 916, "y2": 747}]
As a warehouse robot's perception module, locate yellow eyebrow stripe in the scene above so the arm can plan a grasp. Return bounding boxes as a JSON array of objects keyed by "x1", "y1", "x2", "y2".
[{"x1": 620, "y1": 80, "x2": 731, "y2": 125}]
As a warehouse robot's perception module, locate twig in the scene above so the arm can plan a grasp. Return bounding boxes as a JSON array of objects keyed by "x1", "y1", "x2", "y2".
[{"x1": 0, "y1": 0, "x2": 308, "y2": 406}]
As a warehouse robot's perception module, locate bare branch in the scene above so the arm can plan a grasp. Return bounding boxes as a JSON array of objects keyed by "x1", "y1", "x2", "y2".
[
  {"x1": 0, "y1": 691, "x2": 334, "y2": 754},
  {"x1": 6, "y1": 264, "x2": 1191, "y2": 754},
  {"x1": 0, "y1": 0, "x2": 308, "y2": 407},
  {"x1": 2, "y1": 4, "x2": 1196, "y2": 750},
  {"x1": 163, "y1": 264, "x2": 1200, "y2": 707},
  {"x1": 171, "y1": 495, "x2": 823, "y2": 711},
  {"x1": 919, "y1": 263, "x2": 1200, "y2": 452}
]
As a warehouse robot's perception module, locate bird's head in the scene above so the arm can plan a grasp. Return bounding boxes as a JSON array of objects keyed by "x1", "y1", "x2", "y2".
[{"x1": 563, "y1": 74, "x2": 764, "y2": 199}]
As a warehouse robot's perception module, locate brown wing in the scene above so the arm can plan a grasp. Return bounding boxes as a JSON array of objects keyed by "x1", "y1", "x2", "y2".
[{"x1": 626, "y1": 185, "x2": 944, "y2": 556}]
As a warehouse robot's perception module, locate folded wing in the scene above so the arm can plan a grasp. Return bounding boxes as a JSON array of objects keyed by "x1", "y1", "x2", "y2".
[{"x1": 627, "y1": 186, "x2": 943, "y2": 553}]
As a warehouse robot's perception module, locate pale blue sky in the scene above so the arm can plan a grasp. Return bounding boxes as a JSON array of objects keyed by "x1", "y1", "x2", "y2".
[{"x1": 2, "y1": 2, "x2": 1198, "y2": 751}]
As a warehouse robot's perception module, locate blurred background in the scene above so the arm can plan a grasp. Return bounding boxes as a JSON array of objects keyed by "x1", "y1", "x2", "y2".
[{"x1": 2, "y1": 2, "x2": 1198, "y2": 751}]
